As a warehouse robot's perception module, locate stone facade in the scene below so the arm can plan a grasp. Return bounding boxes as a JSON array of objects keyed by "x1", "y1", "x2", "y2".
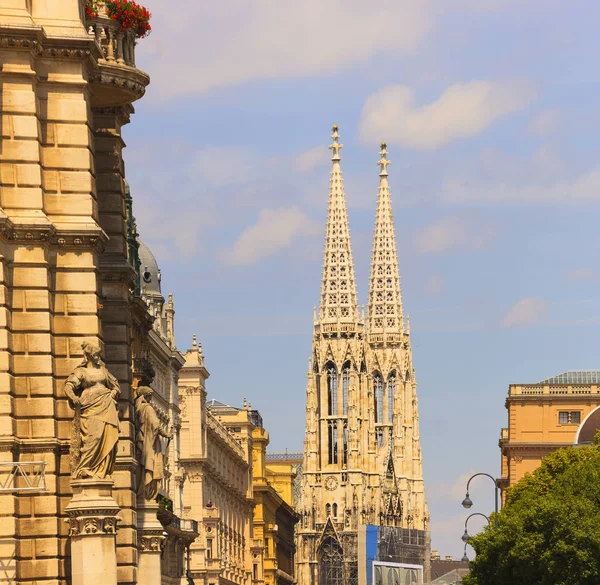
[
  {"x1": 178, "y1": 345, "x2": 262, "y2": 585},
  {"x1": 252, "y1": 423, "x2": 298, "y2": 585},
  {"x1": 296, "y1": 129, "x2": 429, "y2": 585},
  {"x1": 0, "y1": 2, "x2": 199, "y2": 583},
  {"x1": 499, "y1": 370, "x2": 600, "y2": 499}
]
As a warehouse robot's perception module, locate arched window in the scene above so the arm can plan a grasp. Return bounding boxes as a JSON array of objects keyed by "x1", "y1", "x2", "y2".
[
  {"x1": 332, "y1": 503, "x2": 338, "y2": 519},
  {"x1": 342, "y1": 362, "x2": 350, "y2": 415},
  {"x1": 328, "y1": 423, "x2": 334, "y2": 465},
  {"x1": 343, "y1": 425, "x2": 348, "y2": 467},
  {"x1": 387, "y1": 372, "x2": 396, "y2": 423},
  {"x1": 373, "y1": 373, "x2": 383, "y2": 423},
  {"x1": 327, "y1": 363, "x2": 337, "y2": 416},
  {"x1": 319, "y1": 537, "x2": 343, "y2": 585},
  {"x1": 326, "y1": 503, "x2": 331, "y2": 517}
]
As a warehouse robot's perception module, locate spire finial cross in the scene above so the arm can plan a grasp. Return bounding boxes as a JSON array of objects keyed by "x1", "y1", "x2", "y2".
[
  {"x1": 329, "y1": 124, "x2": 343, "y2": 162},
  {"x1": 378, "y1": 141, "x2": 390, "y2": 177}
]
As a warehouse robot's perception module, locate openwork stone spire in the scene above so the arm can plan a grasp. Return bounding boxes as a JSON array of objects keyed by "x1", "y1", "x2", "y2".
[
  {"x1": 367, "y1": 142, "x2": 404, "y2": 342},
  {"x1": 318, "y1": 125, "x2": 359, "y2": 327}
]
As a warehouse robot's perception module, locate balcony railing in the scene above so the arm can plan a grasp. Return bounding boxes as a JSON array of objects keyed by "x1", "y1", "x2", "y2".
[{"x1": 86, "y1": 3, "x2": 137, "y2": 67}]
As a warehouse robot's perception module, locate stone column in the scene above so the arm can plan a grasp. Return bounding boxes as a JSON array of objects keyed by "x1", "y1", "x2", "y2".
[
  {"x1": 65, "y1": 479, "x2": 121, "y2": 585},
  {"x1": 137, "y1": 500, "x2": 165, "y2": 585}
]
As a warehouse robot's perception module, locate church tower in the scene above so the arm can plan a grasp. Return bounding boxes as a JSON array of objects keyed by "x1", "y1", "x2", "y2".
[
  {"x1": 297, "y1": 132, "x2": 429, "y2": 585},
  {"x1": 365, "y1": 143, "x2": 428, "y2": 534}
]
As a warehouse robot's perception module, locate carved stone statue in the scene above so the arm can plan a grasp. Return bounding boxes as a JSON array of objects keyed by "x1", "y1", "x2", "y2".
[
  {"x1": 134, "y1": 385, "x2": 172, "y2": 501},
  {"x1": 64, "y1": 342, "x2": 120, "y2": 479}
]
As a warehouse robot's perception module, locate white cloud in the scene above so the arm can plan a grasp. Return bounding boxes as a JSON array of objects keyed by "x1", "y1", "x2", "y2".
[
  {"x1": 359, "y1": 80, "x2": 536, "y2": 149},
  {"x1": 502, "y1": 297, "x2": 548, "y2": 328},
  {"x1": 528, "y1": 108, "x2": 560, "y2": 136},
  {"x1": 443, "y1": 168, "x2": 600, "y2": 204},
  {"x1": 139, "y1": 1, "x2": 435, "y2": 100},
  {"x1": 222, "y1": 207, "x2": 319, "y2": 265},
  {"x1": 295, "y1": 145, "x2": 330, "y2": 173},
  {"x1": 424, "y1": 275, "x2": 445, "y2": 296},
  {"x1": 414, "y1": 216, "x2": 494, "y2": 254},
  {"x1": 564, "y1": 268, "x2": 598, "y2": 282}
]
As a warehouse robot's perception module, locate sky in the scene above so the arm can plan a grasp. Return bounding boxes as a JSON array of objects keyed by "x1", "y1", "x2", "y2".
[{"x1": 124, "y1": 0, "x2": 600, "y2": 559}]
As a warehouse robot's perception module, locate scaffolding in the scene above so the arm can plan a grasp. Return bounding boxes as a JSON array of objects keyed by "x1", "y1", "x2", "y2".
[{"x1": 0, "y1": 461, "x2": 47, "y2": 492}]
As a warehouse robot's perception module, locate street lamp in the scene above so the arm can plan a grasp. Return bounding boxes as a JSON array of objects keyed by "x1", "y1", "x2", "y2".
[
  {"x1": 461, "y1": 543, "x2": 469, "y2": 563},
  {"x1": 461, "y1": 512, "x2": 490, "y2": 543},
  {"x1": 462, "y1": 472, "x2": 499, "y2": 528}
]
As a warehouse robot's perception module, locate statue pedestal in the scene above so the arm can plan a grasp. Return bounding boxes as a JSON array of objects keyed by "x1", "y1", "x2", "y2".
[
  {"x1": 137, "y1": 500, "x2": 165, "y2": 585},
  {"x1": 65, "y1": 479, "x2": 120, "y2": 585}
]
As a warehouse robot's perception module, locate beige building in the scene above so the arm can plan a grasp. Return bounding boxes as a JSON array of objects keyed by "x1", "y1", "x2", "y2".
[
  {"x1": 297, "y1": 129, "x2": 429, "y2": 585},
  {"x1": 178, "y1": 343, "x2": 263, "y2": 585},
  {"x1": 0, "y1": 2, "x2": 203, "y2": 583},
  {"x1": 252, "y1": 423, "x2": 298, "y2": 585},
  {"x1": 499, "y1": 370, "x2": 600, "y2": 497}
]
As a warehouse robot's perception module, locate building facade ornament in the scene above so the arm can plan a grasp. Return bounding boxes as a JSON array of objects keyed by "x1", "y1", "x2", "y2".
[{"x1": 64, "y1": 343, "x2": 121, "y2": 480}]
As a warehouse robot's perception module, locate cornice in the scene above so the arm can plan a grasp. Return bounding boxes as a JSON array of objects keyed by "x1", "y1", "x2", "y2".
[{"x1": 0, "y1": 216, "x2": 108, "y2": 253}]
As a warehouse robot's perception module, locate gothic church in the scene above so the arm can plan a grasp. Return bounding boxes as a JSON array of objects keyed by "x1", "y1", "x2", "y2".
[{"x1": 296, "y1": 127, "x2": 429, "y2": 584}]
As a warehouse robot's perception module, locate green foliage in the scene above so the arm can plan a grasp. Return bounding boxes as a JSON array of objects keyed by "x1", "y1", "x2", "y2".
[{"x1": 463, "y1": 446, "x2": 600, "y2": 585}]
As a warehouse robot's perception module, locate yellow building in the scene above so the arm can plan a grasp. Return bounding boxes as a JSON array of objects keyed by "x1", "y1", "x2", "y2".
[
  {"x1": 252, "y1": 424, "x2": 299, "y2": 585},
  {"x1": 499, "y1": 370, "x2": 600, "y2": 496}
]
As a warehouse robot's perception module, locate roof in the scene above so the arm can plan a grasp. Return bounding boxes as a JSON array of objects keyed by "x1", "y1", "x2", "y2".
[
  {"x1": 539, "y1": 371, "x2": 600, "y2": 385},
  {"x1": 431, "y1": 559, "x2": 469, "y2": 580},
  {"x1": 138, "y1": 238, "x2": 161, "y2": 295},
  {"x1": 206, "y1": 399, "x2": 232, "y2": 409}
]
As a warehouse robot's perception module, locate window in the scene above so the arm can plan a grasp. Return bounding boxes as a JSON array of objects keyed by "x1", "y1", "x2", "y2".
[
  {"x1": 332, "y1": 503, "x2": 338, "y2": 519},
  {"x1": 333, "y1": 422, "x2": 338, "y2": 464},
  {"x1": 319, "y1": 537, "x2": 344, "y2": 585},
  {"x1": 253, "y1": 564, "x2": 258, "y2": 581},
  {"x1": 327, "y1": 364, "x2": 337, "y2": 415},
  {"x1": 374, "y1": 374, "x2": 383, "y2": 423},
  {"x1": 265, "y1": 538, "x2": 270, "y2": 556},
  {"x1": 206, "y1": 539, "x2": 213, "y2": 559},
  {"x1": 388, "y1": 373, "x2": 396, "y2": 423},
  {"x1": 343, "y1": 426, "x2": 348, "y2": 467},
  {"x1": 328, "y1": 423, "x2": 334, "y2": 465},
  {"x1": 326, "y1": 503, "x2": 331, "y2": 517},
  {"x1": 342, "y1": 363, "x2": 350, "y2": 415},
  {"x1": 559, "y1": 411, "x2": 581, "y2": 424}
]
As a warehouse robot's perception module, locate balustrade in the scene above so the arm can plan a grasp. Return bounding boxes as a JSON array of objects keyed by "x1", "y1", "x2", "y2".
[{"x1": 86, "y1": 3, "x2": 137, "y2": 67}]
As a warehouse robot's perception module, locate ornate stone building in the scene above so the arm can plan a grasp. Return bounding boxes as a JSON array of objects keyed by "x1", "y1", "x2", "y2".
[
  {"x1": 252, "y1": 421, "x2": 298, "y2": 585},
  {"x1": 499, "y1": 370, "x2": 600, "y2": 499},
  {"x1": 296, "y1": 128, "x2": 429, "y2": 585},
  {"x1": 178, "y1": 344, "x2": 264, "y2": 585},
  {"x1": 0, "y1": 2, "x2": 198, "y2": 584}
]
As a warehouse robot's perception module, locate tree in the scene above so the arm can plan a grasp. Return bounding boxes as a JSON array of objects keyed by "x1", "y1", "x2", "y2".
[{"x1": 463, "y1": 445, "x2": 600, "y2": 585}]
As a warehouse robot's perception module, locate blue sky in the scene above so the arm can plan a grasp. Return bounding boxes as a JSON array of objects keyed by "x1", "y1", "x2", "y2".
[{"x1": 124, "y1": 0, "x2": 600, "y2": 558}]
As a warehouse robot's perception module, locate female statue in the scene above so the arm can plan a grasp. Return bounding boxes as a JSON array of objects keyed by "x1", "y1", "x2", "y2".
[
  {"x1": 134, "y1": 384, "x2": 172, "y2": 500},
  {"x1": 64, "y1": 342, "x2": 120, "y2": 479}
]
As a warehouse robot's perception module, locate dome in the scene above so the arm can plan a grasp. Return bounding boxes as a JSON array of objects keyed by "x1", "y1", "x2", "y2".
[{"x1": 138, "y1": 239, "x2": 162, "y2": 295}]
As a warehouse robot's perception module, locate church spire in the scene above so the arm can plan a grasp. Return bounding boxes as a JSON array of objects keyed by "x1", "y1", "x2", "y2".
[
  {"x1": 317, "y1": 125, "x2": 359, "y2": 328},
  {"x1": 367, "y1": 142, "x2": 404, "y2": 343}
]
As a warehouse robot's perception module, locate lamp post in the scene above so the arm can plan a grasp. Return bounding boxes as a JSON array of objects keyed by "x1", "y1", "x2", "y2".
[
  {"x1": 461, "y1": 543, "x2": 469, "y2": 563},
  {"x1": 461, "y1": 472, "x2": 499, "y2": 529},
  {"x1": 461, "y1": 512, "x2": 490, "y2": 544}
]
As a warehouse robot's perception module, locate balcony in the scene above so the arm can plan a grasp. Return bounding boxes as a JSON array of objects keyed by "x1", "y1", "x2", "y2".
[{"x1": 85, "y1": 2, "x2": 150, "y2": 107}]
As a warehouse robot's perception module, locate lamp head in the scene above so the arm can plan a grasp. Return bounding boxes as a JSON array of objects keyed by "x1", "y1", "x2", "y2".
[
  {"x1": 461, "y1": 553, "x2": 469, "y2": 562},
  {"x1": 462, "y1": 493, "x2": 473, "y2": 509},
  {"x1": 461, "y1": 530, "x2": 471, "y2": 543}
]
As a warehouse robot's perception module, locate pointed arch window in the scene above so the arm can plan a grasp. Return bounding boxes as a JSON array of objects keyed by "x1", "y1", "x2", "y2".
[
  {"x1": 327, "y1": 363, "x2": 337, "y2": 416},
  {"x1": 388, "y1": 372, "x2": 396, "y2": 424},
  {"x1": 342, "y1": 362, "x2": 350, "y2": 415},
  {"x1": 332, "y1": 503, "x2": 338, "y2": 519},
  {"x1": 319, "y1": 536, "x2": 343, "y2": 585},
  {"x1": 373, "y1": 373, "x2": 383, "y2": 423},
  {"x1": 343, "y1": 426, "x2": 349, "y2": 466}
]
